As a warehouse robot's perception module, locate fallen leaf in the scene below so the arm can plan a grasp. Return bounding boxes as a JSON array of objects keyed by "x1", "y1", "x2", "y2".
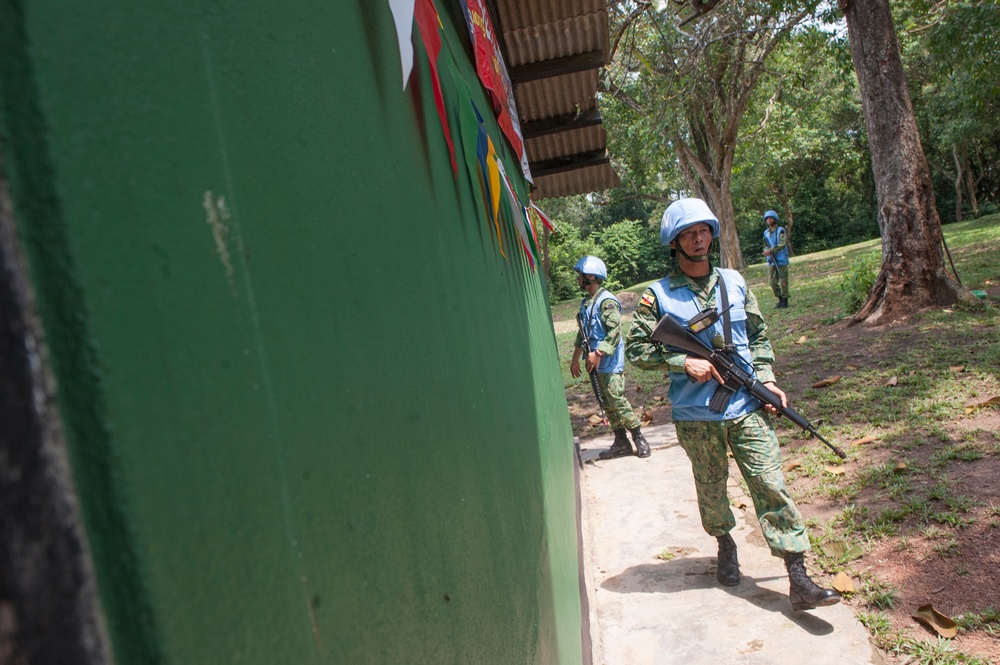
[
  {"x1": 796, "y1": 335, "x2": 808, "y2": 344},
  {"x1": 851, "y1": 434, "x2": 878, "y2": 446},
  {"x1": 825, "y1": 465, "x2": 846, "y2": 475},
  {"x1": 812, "y1": 375, "x2": 842, "y2": 388},
  {"x1": 783, "y1": 460, "x2": 802, "y2": 472},
  {"x1": 886, "y1": 376, "x2": 898, "y2": 387},
  {"x1": 950, "y1": 365, "x2": 965, "y2": 373},
  {"x1": 942, "y1": 309, "x2": 953, "y2": 314},
  {"x1": 912, "y1": 604, "x2": 958, "y2": 638},
  {"x1": 964, "y1": 395, "x2": 1000, "y2": 414},
  {"x1": 845, "y1": 365, "x2": 859, "y2": 371},
  {"x1": 641, "y1": 412, "x2": 654, "y2": 425},
  {"x1": 832, "y1": 572, "x2": 855, "y2": 594},
  {"x1": 822, "y1": 540, "x2": 863, "y2": 561},
  {"x1": 893, "y1": 461, "x2": 908, "y2": 472},
  {"x1": 653, "y1": 395, "x2": 665, "y2": 403},
  {"x1": 734, "y1": 499, "x2": 747, "y2": 510},
  {"x1": 588, "y1": 415, "x2": 604, "y2": 426}
]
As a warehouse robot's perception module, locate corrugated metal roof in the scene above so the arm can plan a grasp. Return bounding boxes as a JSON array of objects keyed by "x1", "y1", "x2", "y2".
[
  {"x1": 514, "y1": 70, "x2": 599, "y2": 121},
  {"x1": 493, "y1": 0, "x2": 618, "y2": 200},
  {"x1": 525, "y1": 124, "x2": 606, "y2": 162},
  {"x1": 532, "y1": 163, "x2": 616, "y2": 199}
]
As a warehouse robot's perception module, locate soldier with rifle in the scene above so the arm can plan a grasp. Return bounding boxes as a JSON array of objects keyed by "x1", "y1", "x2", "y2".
[
  {"x1": 623, "y1": 198, "x2": 840, "y2": 611},
  {"x1": 570, "y1": 256, "x2": 651, "y2": 460}
]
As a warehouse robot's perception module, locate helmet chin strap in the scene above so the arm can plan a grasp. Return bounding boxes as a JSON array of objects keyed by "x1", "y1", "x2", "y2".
[{"x1": 578, "y1": 274, "x2": 601, "y2": 290}]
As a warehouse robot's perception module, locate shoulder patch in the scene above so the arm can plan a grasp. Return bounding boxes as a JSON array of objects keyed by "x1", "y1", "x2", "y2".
[{"x1": 640, "y1": 293, "x2": 656, "y2": 309}]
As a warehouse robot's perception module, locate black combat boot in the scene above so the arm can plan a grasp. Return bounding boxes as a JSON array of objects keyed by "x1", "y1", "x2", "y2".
[
  {"x1": 629, "y1": 427, "x2": 651, "y2": 458},
  {"x1": 716, "y1": 533, "x2": 741, "y2": 586},
  {"x1": 780, "y1": 296, "x2": 789, "y2": 308},
  {"x1": 599, "y1": 429, "x2": 633, "y2": 459},
  {"x1": 784, "y1": 552, "x2": 841, "y2": 611}
]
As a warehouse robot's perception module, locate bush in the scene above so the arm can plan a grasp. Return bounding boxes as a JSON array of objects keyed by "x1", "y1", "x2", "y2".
[
  {"x1": 596, "y1": 220, "x2": 670, "y2": 290},
  {"x1": 547, "y1": 226, "x2": 600, "y2": 302},
  {"x1": 839, "y1": 251, "x2": 880, "y2": 313}
]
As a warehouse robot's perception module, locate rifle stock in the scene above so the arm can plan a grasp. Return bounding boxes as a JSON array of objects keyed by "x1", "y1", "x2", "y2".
[{"x1": 651, "y1": 315, "x2": 847, "y2": 459}]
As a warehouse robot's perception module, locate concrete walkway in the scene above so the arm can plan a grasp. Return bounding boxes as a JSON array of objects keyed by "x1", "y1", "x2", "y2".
[{"x1": 578, "y1": 423, "x2": 880, "y2": 665}]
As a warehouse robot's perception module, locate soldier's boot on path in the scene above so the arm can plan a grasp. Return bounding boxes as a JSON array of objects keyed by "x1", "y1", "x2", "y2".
[
  {"x1": 780, "y1": 297, "x2": 789, "y2": 308},
  {"x1": 784, "y1": 552, "x2": 841, "y2": 611},
  {"x1": 598, "y1": 429, "x2": 633, "y2": 460},
  {"x1": 716, "y1": 533, "x2": 741, "y2": 586},
  {"x1": 629, "y1": 427, "x2": 651, "y2": 458}
]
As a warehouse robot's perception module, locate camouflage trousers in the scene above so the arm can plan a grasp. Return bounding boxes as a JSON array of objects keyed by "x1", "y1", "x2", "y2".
[
  {"x1": 768, "y1": 264, "x2": 789, "y2": 298},
  {"x1": 674, "y1": 410, "x2": 809, "y2": 556},
  {"x1": 596, "y1": 372, "x2": 640, "y2": 430}
]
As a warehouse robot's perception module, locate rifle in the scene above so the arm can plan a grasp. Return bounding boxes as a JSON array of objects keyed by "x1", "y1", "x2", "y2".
[
  {"x1": 650, "y1": 313, "x2": 846, "y2": 459},
  {"x1": 576, "y1": 313, "x2": 608, "y2": 427}
]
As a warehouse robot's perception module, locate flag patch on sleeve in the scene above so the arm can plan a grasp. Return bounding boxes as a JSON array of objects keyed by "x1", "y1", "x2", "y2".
[{"x1": 640, "y1": 293, "x2": 656, "y2": 309}]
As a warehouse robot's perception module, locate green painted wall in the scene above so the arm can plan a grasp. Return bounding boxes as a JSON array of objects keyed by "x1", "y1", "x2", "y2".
[{"x1": 0, "y1": 1, "x2": 582, "y2": 663}]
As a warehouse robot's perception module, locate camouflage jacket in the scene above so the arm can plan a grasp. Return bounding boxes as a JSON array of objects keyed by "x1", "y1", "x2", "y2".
[
  {"x1": 624, "y1": 266, "x2": 776, "y2": 384},
  {"x1": 573, "y1": 288, "x2": 623, "y2": 357}
]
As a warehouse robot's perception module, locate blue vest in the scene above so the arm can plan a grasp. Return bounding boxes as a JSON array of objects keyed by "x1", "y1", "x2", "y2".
[
  {"x1": 580, "y1": 289, "x2": 625, "y2": 374},
  {"x1": 648, "y1": 270, "x2": 761, "y2": 421},
  {"x1": 763, "y1": 226, "x2": 789, "y2": 266}
]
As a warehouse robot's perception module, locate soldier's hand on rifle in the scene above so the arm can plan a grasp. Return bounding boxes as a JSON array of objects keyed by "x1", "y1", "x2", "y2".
[
  {"x1": 586, "y1": 350, "x2": 602, "y2": 372},
  {"x1": 684, "y1": 356, "x2": 725, "y2": 384},
  {"x1": 762, "y1": 382, "x2": 788, "y2": 414}
]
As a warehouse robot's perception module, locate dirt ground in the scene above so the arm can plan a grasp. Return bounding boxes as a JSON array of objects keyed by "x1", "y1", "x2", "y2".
[{"x1": 566, "y1": 315, "x2": 1000, "y2": 663}]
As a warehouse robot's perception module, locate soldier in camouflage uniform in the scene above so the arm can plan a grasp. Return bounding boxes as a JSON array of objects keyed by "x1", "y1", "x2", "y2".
[
  {"x1": 571, "y1": 256, "x2": 651, "y2": 460},
  {"x1": 763, "y1": 210, "x2": 790, "y2": 308},
  {"x1": 623, "y1": 199, "x2": 839, "y2": 611}
]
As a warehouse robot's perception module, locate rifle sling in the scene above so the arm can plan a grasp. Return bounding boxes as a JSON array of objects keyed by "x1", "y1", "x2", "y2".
[
  {"x1": 716, "y1": 272, "x2": 733, "y2": 351},
  {"x1": 709, "y1": 272, "x2": 737, "y2": 412}
]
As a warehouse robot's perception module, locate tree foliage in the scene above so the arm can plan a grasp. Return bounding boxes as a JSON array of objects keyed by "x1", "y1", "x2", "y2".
[{"x1": 540, "y1": 0, "x2": 999, "y2": 304}]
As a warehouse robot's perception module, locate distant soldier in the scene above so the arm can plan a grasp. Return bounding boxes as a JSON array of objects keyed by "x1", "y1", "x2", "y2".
[
  {"x1": 570, "y1": 256, "x2": 651, "y2": 460},
  {"x1": 624, "y1": 198, "x2": 839, "y2": 611},
  {"x1": 762, "y1": 210, "x2": 790, "y2": 308}
]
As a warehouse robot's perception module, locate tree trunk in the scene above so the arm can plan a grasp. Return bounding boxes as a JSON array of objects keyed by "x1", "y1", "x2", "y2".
[
  {"x1": 780, "y1": 169, "x2": 794, "y2": 256},
  {"x1": 675, "y1": 135, "x2": 744, "y2": 270},
  {"x1": 841, "y1": 0, "x2": 969, "y2": 325},
  {"x1": 964, "y1": 155, "x2": 979, "y2": 217},
  {"x1": 952, "y1": 144, "x2": 964, "y2": 223}
]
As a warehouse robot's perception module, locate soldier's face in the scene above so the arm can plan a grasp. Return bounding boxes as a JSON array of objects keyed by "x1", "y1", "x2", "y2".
[
  {"x1": 675, "y1": 223, "x2": 713, "y2": 258},
  {"x1": 766, "y1": 217, "x2": 777, "y2": 227}
]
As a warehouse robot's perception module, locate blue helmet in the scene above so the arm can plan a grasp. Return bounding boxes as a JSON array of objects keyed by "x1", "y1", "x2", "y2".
[
  {"x1": 573, "y1": 255, "x2": 607, "y2": 281},
  {"x1": 764, "y1": 210, "x2": 779, "y2": 222},
  {"x1": 660, "y1": 198, "x2": 720, "y2": 245}
]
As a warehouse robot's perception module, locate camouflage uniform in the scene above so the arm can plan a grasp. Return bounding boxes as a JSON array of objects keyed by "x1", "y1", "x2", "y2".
[
  {"x1": 575, "y1": 291, "x2": 639, "y2": 431},
  {"x1": 624, "y1": 267, "x2": 809, "y2": 555},
  {"x1": 764, "y1": 225, "x2": 790, "y2": 299},
  {"x1": 769, "y1": 263, "x2": 789, "y2": 300}
]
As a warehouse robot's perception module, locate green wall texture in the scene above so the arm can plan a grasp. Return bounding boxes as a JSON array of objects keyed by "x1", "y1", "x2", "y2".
[{"x1": 0, "y1": 1, "x2": 583, "y2": 663}]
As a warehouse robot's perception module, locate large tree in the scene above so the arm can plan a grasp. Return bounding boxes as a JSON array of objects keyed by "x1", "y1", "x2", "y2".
[
  {"x1": 895, "y1": 0, "x2": 1000, "y2": 222},
  {"x1": 840, "y1": 0, "x2": 970, "y2": 324},
  {"x1": 606, "y1": 0, "x2": 816, "y2": 268}
]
